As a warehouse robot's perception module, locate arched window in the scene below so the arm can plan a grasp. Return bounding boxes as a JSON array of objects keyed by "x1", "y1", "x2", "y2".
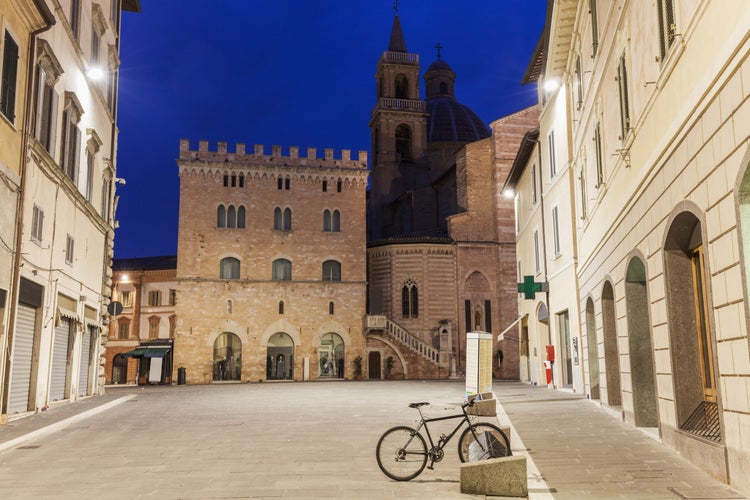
[
  {"x1": 323, "y1": 209, "x2": 331, "y2": 231},
  {"x1": 322, "y1": 180, "x2": 328, "y2": 192},
  {"x1": 284, "y1": 178, "x2": 290, "y2": 190},
  {"x1": 402, "y1": 279, "x2": 418, "y2": 318},
  {"x1": 231, "y1": 175, "x2": 237, "y2": 187},
  {"x1": 223, "y1": 175, "x2": 229, "y2": 187},
  {"x1": 220, "y1": 257, "x2": 240, "y2": 280},
  {"x1": 439, "y1": 82, "x2": 448, "y2": 94},
  {"x1": 279, "y1": 301, "x2": 284, "y2": 314},
  {"x1": 319, "y1": 332, "x2": 344, "y2": 379},
  {"x1": 332, "y1": 210, "x2": 340, "y2": 232},
  {"x1": 337, "y1": 179, "x2": 342, "y2": 192},
  {"x1": 274, "y1": 207, "x2": 283, "y2": 229},
  {"x1": 283, "y1": 207, "x2": 292, "y2": 230},
  {"x1": 329, "y1": 301, "x2": 334, "y2": 315},
  {"x1": 322, "y1": 260, "x2": 341, "y2": 281},
  {"x1": 239, "y1": 174, "x2": 244, "y2": 188},
  {"x1": 227, "y1": 205, "x2": 236, "y2": 228},
  {"x1": 394, "y1": 74, "x2": 408, "y2": 99},
  {"x1": 237, "y1": 206, "x2": 246, "y2": 228},
  {"x1": 217, "y1": 205, "x2": 226, "y2": 228},
  {"x1": 272, "y1": 258, "x2": 292, "y2": 280},
  {"x1": 267, "y1": 332, "x2": 294, "y2": 380},
  {"x1": 277, "y1": 178, "x2": 283, "y2": 190},
  {"x1": 395, "y1": 124, "x2": 412, "y2": 161}
]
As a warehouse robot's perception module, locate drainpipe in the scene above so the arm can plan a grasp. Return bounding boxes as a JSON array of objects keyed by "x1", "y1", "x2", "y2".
[{"x1": 1, "y1": 1, "x2": 55, "y2": 422}]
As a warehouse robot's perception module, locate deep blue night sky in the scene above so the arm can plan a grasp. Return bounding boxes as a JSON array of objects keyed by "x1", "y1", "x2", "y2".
[{"x1": 114, "y1": 1, "x2": 546, "y2": 258}]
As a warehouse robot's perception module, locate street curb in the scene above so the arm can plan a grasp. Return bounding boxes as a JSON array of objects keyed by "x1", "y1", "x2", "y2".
[
  {"x1": 494, "y1": 394, "x2": 555, "y2": 500},
  {"x1": 0, "y1": 394, "x2": 136, "y2": 452}
]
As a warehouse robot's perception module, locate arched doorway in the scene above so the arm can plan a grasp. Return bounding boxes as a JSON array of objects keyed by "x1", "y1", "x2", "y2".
[
  {"x1": 664, "y1": 210, "x2": 720, "y2": 440},
  {"x1": 267, "y1": 332, "x2": 294, "y2": 380},
  {"x1": 602, "y1": 281, "x2": 621, "y2": 406},
  {"x1": 585, "y1": 298, "x2": 600, "y2": 400},
  {"x1": 319, "y1": 333, "x2": 344, "y2": 379},
  {"x1": 537, "y1": 302, "x2": 550, "y2": 385},
  {"x1": 213, "y1": 332, "x2": 242, "y2": 381},
  {"x1": 625, "y1": 257, "x2": 658, "y2": 428},
  {"x1": 112, "y1": 353, "x2": 127, "y2": 384}
]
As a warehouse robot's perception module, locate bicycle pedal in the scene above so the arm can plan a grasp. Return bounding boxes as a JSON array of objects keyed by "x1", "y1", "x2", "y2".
[{"x1": 427, "y1": 465, "x2": 434, "y2": 470}]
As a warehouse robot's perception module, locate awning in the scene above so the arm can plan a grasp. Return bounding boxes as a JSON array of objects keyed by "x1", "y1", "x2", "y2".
[
  {"x1": 122, "y1": 347, "x2": 148, "y2": 357},
  {"x1": 143, "y1": 347, "x2": 170, "y2": 358},
  {"x1": 121, "y1": 347, "x2": 170, "y2": 358},
  {"x1": 497, "y1": 314, "x2": 528, "y2": 341}
]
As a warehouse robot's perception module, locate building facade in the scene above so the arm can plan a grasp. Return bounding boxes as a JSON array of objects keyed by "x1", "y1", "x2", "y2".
[
  {"x1": 0, "y1": 0, "x2": 139, "y2": 423},
  {"x1": 173, "y1": 141, "x2": 369, "y2": 384},
  {"x1": 104, "y1": 256, "x2": 177, "y2": 385},
  {"x1": 510, "y1": 0, "x2": 750, "y2": 494},
  {"x1": 364, "y1": 13, "x2": 537, "y2": 380}
]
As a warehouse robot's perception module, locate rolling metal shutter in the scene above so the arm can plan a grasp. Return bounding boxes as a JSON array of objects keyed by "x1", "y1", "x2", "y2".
[
  {"x1": 49, "y1": 317, "x2": 71, "y2": 401},
  {"x1": 77, "y1": 327, "x2": 93, "y2": 396},
  {"x1": 8, "y1": 304, "x2": 36, "y2": 414}
]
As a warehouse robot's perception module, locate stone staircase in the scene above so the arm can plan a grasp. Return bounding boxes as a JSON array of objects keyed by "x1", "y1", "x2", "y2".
[{"x1": 364, "y1": 315, "x2": 447, "y2": 369}]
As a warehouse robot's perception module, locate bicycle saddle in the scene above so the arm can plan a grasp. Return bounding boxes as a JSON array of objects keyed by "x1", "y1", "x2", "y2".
[{"x1": 408, "y1": 402, "x2": 430, "y2": 408}]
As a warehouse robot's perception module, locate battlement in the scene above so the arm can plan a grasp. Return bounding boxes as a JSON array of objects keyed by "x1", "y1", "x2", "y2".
[{"x1": 179, "y1": 139, "x2": 368, "y2": 169}]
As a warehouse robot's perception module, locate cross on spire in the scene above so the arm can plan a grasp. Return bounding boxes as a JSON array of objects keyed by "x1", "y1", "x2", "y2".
[
  {"x1": 435, "y1": 42, "x2": 443, "y2": 60},
  {"x1": 393, "y1": 0, "x2": 400, "y2": 13}
]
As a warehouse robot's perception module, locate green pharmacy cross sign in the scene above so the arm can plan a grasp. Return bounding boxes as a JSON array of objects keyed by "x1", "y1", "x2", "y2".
[{"x1": 517, "y1": 276, "x2": 549, "y2": 300}]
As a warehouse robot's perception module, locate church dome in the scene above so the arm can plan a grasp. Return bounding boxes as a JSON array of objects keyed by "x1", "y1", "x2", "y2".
[
  {"x1": 427, "y1": 59, "x2": 453, "y2": 72},
  {"x1": 423, "y1": 58, "x2": 490, "y2": 143},
  {"x1": 426, "y1": 97, "x2": 490, "y2": 143}
]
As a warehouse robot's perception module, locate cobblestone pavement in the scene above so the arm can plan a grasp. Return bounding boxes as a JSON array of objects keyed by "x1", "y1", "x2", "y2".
[
  {"x1": 0, "y1": 381, "x2": 488, "y2": 499},
  {"x1": 0, "y1": 380, "x2": 746, "y2": 499}
]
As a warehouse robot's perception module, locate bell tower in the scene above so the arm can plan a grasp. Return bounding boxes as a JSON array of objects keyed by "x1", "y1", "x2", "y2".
[{"x1": 369, "y1": 9, "x2": 428, "y2": 240}]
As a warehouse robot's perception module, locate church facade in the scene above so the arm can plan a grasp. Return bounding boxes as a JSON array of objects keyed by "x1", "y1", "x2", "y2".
[{"x1": 364, "y1": 14, "x2": 537, "y2": 380}]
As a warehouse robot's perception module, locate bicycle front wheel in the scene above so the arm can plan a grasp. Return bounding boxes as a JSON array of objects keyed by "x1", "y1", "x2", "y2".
[
  {"x1": 376, "y1": 426, "x2": 428, "y2": 481},
  {"x1": 458, "y1": 422, "x2": 511, "y2": 462}
]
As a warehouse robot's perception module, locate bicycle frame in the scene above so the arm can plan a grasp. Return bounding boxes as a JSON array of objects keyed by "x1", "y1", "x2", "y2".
[{"x1": 411, "y1": 405, "x2": 474, "y2": 466}]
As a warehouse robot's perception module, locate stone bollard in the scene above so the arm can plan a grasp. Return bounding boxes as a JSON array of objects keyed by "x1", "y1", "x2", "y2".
[{"x1": 460, "y1": 455, "x2": 528, "y2": 497}]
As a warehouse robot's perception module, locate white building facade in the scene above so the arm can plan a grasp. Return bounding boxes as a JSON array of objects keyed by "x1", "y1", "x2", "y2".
[
  {"x1": 0, "y1": 0, "x2": 139, "y2": 423},
  {"x1": 513, "y1": 0, "x2": 750, "y2": 493}
]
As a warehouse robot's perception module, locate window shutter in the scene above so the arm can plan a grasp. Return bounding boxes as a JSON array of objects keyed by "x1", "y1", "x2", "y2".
[
  {"x1": 35, "y1": 67, "x2": 45, "y2": 141},
  {"x1": 48, "y1": 89, "x2": 59, "y2": 156},
  {"x1": 73, "y1": 126, "x2": 81, "y2": 184},
  {"x1": 1, "y1": 31, "x2": 19, "y2": 121}
]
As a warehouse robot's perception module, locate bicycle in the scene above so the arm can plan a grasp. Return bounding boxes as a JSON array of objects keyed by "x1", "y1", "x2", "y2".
[{"x1": 375, "y1": 398, "x2": 511, "y2": 481}]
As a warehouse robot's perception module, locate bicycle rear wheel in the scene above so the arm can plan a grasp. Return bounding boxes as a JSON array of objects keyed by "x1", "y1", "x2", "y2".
[
  {"x1": 458, "y1": 422, "x2": 511, "y2": 462},
  {"x1": 376, "y1": 426, "x2": 428, "y2": 481}
]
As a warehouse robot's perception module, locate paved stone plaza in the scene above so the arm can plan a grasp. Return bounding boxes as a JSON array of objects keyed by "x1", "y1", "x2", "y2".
[{"x1": 0, "y1": 381, "x2": 746, "y2": 499}]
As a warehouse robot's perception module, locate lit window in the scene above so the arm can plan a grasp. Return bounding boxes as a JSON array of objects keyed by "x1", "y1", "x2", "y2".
[
  {"x1": 148, "y1": 290, "x2": 161, "y2": 306},
  {"x1": 117, "y1": 319, "x2": 129, "y2": 339},
  {"x1": 120, "y1": 290, "x2": 132, "y2": 307},
  {"x1": 148, "y1": 316, "x2": 159, "y2": 338}
]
